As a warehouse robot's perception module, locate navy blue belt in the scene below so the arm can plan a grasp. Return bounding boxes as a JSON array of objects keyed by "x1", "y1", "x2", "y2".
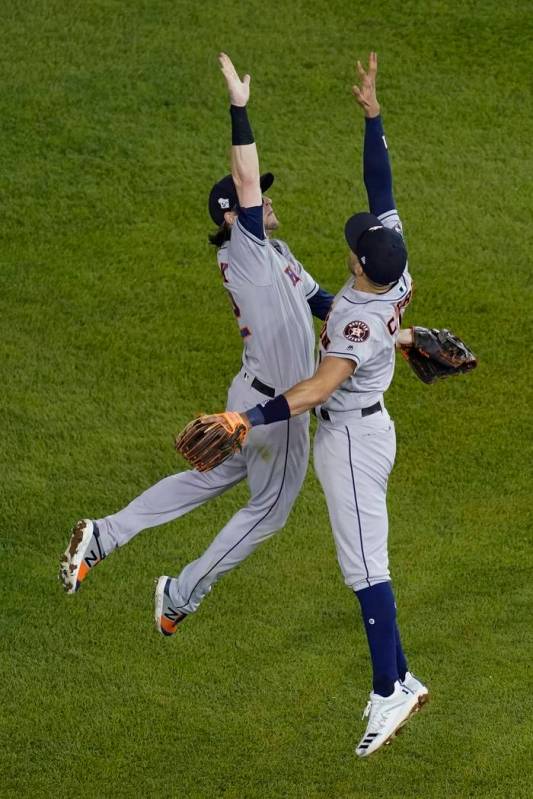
[
  {"x1": 319, "y1": 401, "x2": 382, "y2": 421},
  {"x1": 242, "y1": 370, "x2": 276, "y2": 398},
  {"x1": 251, "y1": 376, "x2": 276, "y2": 398}
]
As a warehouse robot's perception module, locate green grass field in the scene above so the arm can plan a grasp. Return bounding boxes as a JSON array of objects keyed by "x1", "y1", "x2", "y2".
[{"x1": 1, "y1": 1, "x2": 532, "y2": 796}]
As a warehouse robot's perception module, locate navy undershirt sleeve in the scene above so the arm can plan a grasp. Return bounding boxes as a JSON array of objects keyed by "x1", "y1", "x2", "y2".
[
  {"x1": 308, "y1": 286, "x2": 334, "y2": 320},
  {"x1": 238, "y1": 205, "x2": 265, "y2": 241},
  {"x1": 363, "y1": 116, "x2": 396, "y2": 217}
]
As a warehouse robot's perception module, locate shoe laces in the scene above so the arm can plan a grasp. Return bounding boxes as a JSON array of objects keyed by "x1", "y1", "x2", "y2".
[{"x1": 361, "y1": 691, "x2": 399, "y2": 732}]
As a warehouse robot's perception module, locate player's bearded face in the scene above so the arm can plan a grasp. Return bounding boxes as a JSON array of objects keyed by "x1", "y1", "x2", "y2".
[{"x1": 262, "y1": 196, "x2": 279, "y2": 230}]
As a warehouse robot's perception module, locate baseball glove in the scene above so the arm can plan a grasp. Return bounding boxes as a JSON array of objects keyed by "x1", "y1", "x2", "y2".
[
  {"x1": 401, "y1": 327, "x2": 477, "y2": 384},
  {"x1": 175, "y1": 412, "x2": 249, "y2": 472}
]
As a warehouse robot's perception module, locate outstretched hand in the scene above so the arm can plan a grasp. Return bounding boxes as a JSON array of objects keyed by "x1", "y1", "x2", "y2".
[
  {"x1": 219, "y1": 52, "x2": 250, "y2": 107},
  {"x1": 352, "y1": 52, "x2": 380, "y2": 118}
]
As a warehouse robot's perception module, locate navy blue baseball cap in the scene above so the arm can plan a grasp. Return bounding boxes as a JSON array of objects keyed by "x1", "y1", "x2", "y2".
[
  {"x1": 209, "y1": 172, "x2": 274, "y2": 225},
  {"x1": 344, "y1": 212, "x2": 407, "y2": 285}
]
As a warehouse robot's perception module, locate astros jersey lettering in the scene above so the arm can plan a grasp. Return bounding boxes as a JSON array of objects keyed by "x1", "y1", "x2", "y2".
[{"x1": 218, "y1": 217, "x2": 317, "y2": 391}]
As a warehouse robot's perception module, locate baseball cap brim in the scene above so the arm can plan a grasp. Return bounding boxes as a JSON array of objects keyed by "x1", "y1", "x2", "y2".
[
  {"x1": 259, "y1": 172, "x2": 274, "y2": 193},
  {"x1": 344, "y1": 212, "x2": 383, "y2": 253}
]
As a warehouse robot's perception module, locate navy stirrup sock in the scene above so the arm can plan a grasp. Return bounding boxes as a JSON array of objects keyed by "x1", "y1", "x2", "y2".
[{"x1": 355, "y1": 581, "x2": 399, "y2": 697}]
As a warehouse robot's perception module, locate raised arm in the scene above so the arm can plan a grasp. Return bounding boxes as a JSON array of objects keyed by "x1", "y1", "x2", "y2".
[
  {"x1": 352, "y1": 52, "x2": 397, "y2": 220},
  {"x1": 218, "y1": 52, "x2": 262, "y2": 209}
]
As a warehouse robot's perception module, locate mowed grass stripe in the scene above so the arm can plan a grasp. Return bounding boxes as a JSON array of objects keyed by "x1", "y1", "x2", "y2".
[{"x1": 1, "y1": 1, "x2": 531, "y2": 797}]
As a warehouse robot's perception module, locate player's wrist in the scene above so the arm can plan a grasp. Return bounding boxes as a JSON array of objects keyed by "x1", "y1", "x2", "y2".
[
  {"x1": 244, "y1": 406, "x2": 263, "y2": 428},
  {"x1": 364, "y1": 103, "x2": 381, "y2": 119},
  {"x1": 397, "y1": 327, "x2": 414, "y2": 347},
  {"x1": 244, "y1": 395, "x2": 291, "y2": 427},
  {"x1": 230, "y1": 105, "x2": 254, "y2": 145}
]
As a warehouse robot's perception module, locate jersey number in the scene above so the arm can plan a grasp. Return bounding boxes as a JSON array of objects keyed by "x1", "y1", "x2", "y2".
[{"x1": 227, "y1": 290, "x2": 251, "y2": 338}]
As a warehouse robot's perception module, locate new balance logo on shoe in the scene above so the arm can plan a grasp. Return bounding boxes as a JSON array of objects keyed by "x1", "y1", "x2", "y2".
[
  {"x1": 164, "y1": 608, "x2": 185, "y2": 623},
  {"x1": 59, "y1": 520, "x2": 106, "y2": 594},
  {"x1": 154, "y1": 576, "x2": 188, "y2": 637}
]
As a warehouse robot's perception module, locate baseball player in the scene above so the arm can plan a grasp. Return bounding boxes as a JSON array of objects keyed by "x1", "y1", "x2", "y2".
[
  {"x1": 59, "y1": 53, "x2": 333, "y2": 631},
  {"x1": 180, "y1": 53, "x2": 429, "y2": 757}
]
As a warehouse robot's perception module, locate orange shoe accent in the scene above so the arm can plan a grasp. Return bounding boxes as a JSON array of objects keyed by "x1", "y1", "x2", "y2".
[
  {"x1": 77, "y1": 560, "x2": 90, "y2": 583},
  {"x1": 160, "y1": 616, "x2": 178, "y2": 634}
]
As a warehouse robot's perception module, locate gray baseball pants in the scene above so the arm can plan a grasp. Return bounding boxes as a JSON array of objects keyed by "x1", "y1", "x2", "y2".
[
  {"x1": 96, "y1": 370, "x2": 310, "y2": 613},
  {"x1": 313, "y1": 407, "x2": 396, "y2": 592}
]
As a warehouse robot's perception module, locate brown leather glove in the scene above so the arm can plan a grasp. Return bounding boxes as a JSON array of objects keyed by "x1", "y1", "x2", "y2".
[
  {"x1": 400, "y1": 327, "x2": 477, "y2": 384},
  {"x1": 175, "y1": 412, "x2": 249, "y2": 471}
]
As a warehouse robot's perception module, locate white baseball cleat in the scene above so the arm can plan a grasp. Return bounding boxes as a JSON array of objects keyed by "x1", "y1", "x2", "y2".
[
  {"x1": 355, "y1": 680, "x2": 421, "y2": 758},
  {"x1": 59, "y1": 519, "x2": 106, "y2": 593},
  {"x1": 154, "y1": 576, "x2": 188, "y2": 636},
  {"x1": 402, "y1": 671, "x2": 430, "y2": 707}
]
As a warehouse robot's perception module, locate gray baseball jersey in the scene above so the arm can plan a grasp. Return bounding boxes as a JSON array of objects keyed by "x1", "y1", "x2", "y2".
[
  {"x1": 94, "y1": 208, "x2": 318, "y2": 615},
  {"x1": 317, "y1": 210, "x2": 412, "y2": 413},
  {"x1": 217, "y1": 218, "x2": 318, "y2": 391},
  {"x1": 313, "y1": 208, "x2": 411, "y2": 592}
]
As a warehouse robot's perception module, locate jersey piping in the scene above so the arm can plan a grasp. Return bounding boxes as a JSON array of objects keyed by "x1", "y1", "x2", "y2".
[
  {"x1": 235, "y1": 218, "x2": 267, "y2": 246},
  {"x1": 326, "y1": 350, "x2": 361, "y2": 364},
  {"x1": 341, "y1": 273, "x2": 409, "y2": 304},
  {"x1": 347, "y1": 426, "x2": 371, "y2": 589},
  {"x1": 306, "y1": 280, "x2": 319, "y2": 299}
]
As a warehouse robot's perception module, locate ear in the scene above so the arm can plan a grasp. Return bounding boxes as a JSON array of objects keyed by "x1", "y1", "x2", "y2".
[
  {"x1": 349, "y1": 251, "x2": 363, "y2": 275},
  {"x1": 224, "y1": 210, "x2": 238, "y2": 226}
]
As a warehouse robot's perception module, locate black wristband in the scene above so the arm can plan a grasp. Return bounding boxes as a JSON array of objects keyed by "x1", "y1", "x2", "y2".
[
  {"x1": 259, "y1": 394, "x2": 291, "y2": 425},
  {"x1": 230, "y1": 105, "x2": 254, "y2": 146}
]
